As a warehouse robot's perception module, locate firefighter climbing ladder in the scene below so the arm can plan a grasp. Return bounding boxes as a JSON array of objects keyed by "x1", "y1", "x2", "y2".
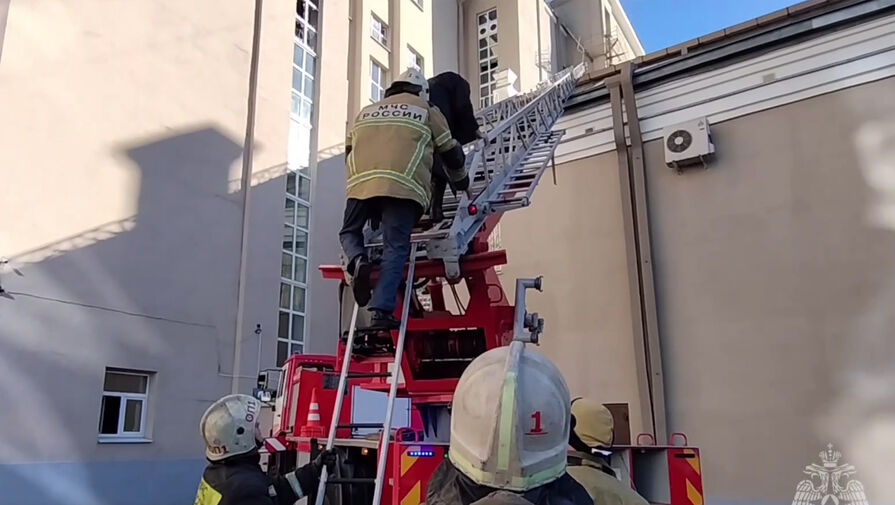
[
  {"x1": 314, "y1": 63, "x2": 584, "y2": 505},
  {"x1": 368, "y1": 63, "x2": 585, "y2": 279}
]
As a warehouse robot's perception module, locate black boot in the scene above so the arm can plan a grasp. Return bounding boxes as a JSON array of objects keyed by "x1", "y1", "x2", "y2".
[
  {"x1": 368, "y1": 310, "x2": 401, "y2": 331},
  {"x1": 349, "y1": 256, "x2": 372, "y2": 307}
]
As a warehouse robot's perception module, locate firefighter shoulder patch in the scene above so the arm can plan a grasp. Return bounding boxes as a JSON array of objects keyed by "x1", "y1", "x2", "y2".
[{"x1": 194, "y1": 478, "x2": 223, "y2": 505}]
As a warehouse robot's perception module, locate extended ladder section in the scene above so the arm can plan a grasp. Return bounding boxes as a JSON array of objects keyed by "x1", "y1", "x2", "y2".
[{"x1": 368, "y1": 64, "x2": 584, "y2": 279}]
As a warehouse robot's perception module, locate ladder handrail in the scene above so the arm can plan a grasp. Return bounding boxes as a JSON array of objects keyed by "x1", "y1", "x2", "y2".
[
  {"x1": 314, "y1": 245, "x2": 420, "y2": 505},
  {"x1": 423, "y1": 64, "x2": 584, "y2": 278},
  {"x1": 314, "y1": 303, "x2": 360, "y2": 505},
  {"x1": 371, "y1": 242, "x2": 418, "y2": 505}
]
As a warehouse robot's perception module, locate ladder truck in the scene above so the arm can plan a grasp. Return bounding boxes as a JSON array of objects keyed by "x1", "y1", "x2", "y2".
[{"x1": 259, "y1": 64, "x2": 704, "y2": 505}]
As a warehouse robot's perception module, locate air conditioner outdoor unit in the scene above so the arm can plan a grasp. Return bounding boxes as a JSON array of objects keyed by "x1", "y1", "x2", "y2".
[{"x1": 663, "y1": 118, "x2": 715, "y2": 171}]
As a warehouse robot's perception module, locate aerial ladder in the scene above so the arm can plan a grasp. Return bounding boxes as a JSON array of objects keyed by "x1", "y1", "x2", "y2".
[{"x1": 306, "y1": 63, "x2": 585, "y2": 505}]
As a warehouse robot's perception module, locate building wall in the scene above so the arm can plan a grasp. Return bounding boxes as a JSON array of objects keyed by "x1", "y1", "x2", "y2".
[
  {"x1": 431, "y1": 0, "x2": 460, "y2": 74},
  {"x1": 500, "y1": 76, "x2": 895, "y2": 504},
  {"x1": 0, "y1": 0, "x2": 292, "y2": 503},
  {"x1": 398, "y1": 0, "x2": 433, "y2": 77},
  {"x1": 306, "y1": 0, "x2": 351, "y2": 355},
  {"x1": 551, "y1": 0, "x2": 643, "y2": 68},
  {"x1": 497, "y1": 153, "x2": 648, "y2": 437}
]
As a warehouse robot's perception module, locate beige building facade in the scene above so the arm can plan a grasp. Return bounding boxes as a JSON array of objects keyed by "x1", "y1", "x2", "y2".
[
  {"x1": 0, "y1": 0, "x2": 293, "y2": 503},
  {"x1": 503, "y1": 2, "x2": 895, "y2": 504},
  {"x1": 0, "y1": 0, "x2": 634, "y2": 504}
]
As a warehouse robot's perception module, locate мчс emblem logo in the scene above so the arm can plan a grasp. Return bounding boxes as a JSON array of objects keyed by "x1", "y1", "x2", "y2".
[{"x1": 792, "y1": 444, "x2": 869, "y2": 505}]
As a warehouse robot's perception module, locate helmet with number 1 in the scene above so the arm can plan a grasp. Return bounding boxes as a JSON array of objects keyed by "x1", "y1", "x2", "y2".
[
  {"x1": 199, "y1": 394, "x2": 263, "y2": 461},
  {"x1": 449, "y1": 341, "x2": 571, "y2": 492},
  {"x1": 392, "y1": 68, "x2": 430, "y2": 101}
]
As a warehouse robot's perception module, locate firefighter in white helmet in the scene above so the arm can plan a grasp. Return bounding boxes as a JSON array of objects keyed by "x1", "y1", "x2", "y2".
[
  {"x1": 193, "y1": 394, "x2": 336, "y2": 505},
  {"x1": 340, "y1": 67, "x2": 467, "y2": 330},
  {"x1": 426, "y1": 342, "x2": 593, "y2": 505},
  {"x1": 567, "y1": 398, "x2": 648, "y2": 505}
]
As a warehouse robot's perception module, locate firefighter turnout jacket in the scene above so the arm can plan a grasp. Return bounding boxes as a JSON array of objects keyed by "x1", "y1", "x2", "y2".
[
  {"x1": 566, "y1": 452, "x2": 648, "y2": 505},
  {"x1": 194, "y1": 452, "x2": 318, "y2": 505},
  {"x1": 346, "y1": 93, "x2": 466, "y2": 209}
]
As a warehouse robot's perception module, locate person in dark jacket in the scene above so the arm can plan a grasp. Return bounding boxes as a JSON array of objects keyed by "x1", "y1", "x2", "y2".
[
  {"x1": 194, "y1": 394, "x2": 336, "y2": 505},
  {"x1": 427, "y1": 71, "x2": 485, "y2": 222}
]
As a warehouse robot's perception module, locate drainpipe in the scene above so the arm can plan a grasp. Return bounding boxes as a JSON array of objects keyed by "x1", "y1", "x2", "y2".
[
  {"x1": 536, "y1": 0, "x2": 543, "y2": 81},
  {"x1": 606, "y1": 63, "x2": 668, "y2": 443},
  {"x1": 457, "y1": 0, "x2": 465, "y2": 76},
  {"x1": 389, "y1": 0, "x2": 401, "y2": 74},
  {"x1": 232, "y1": 0, "x2": 264, "y2": 394}
]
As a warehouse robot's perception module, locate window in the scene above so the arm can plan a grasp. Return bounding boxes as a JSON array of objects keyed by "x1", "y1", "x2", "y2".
[
  {"x1": 284, "y1": 0, "x2": 317, "y2": 366},
  {"x1": 477, "y1": 9, "x2": 499, "y2": 108},
  {"x1": 295, "y1": 0, "x2": 320, "y2": 51},
  {"x1": 408, "y1": 46, "x2": 424, "y2": 74},
  {"x1": 371, "y1": 59, "x2": 386, "y2": 102},
  {"x1": 279, "y1": 171, "x2": 312, "y2": 366},
  {"x1": 371, "y1": 15, "x2": 388, "y2": 47},
  {"x1": 99, "y1": 370, "x2": 150, "y2": 441},
  {"x1": 291, "y1": 44, "x2": 316, "y2": 124}
]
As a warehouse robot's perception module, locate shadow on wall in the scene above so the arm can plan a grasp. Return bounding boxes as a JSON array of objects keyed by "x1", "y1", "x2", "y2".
[
  {"x1": 304, "y1": 143, "x2": 348, "y2": 355},
  {"x1": 0, "y1": 126, "x2": 284, "y2": 505}
]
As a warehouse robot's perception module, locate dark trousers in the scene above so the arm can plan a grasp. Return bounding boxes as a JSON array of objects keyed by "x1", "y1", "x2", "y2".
[{"x1": 339, "y1": 197, "x2": 421, "y2": 313}]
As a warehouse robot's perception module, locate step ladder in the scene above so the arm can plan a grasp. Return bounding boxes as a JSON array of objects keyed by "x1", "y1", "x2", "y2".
[
  {"x1": 368, "y1": 63, "x2": 585, "y2": 279},
  {"x1": 314, "y1": 243, "x2": 420, "y2": 505}
]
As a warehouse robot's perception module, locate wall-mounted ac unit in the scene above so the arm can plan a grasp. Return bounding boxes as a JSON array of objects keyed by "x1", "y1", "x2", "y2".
[{"x1": 663, "y1": 118, "x2": 715, "y2": 171}]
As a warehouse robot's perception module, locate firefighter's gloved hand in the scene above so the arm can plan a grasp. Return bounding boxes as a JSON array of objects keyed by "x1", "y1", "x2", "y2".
[
  {"x1": 454, "y1": 174, "x2": 470, "y2": 191},
  {"x1": 311, "y1": 448, "x2": 337, "y2": 474}
]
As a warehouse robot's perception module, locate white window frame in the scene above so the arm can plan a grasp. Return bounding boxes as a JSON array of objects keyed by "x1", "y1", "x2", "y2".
[
  {"x1": 295, "y1": 0, "x2": 319, "y2": 52},
  {"x1": 371, "y1": 59, "x2": 387, "y2": 102},
  {"x1": 408, "y1": 46, "x2": 424, "y2": 74},
  {"x1": 371, "y1": 14, "x2": 389, "y2": 48},
  {"x1": 279, "y1": 171, "x2": 312, "y2": 366},
  {"x1": 291, "y1": 45, "x2": 316, "y2": 126},
  {"x1": 98, "y1": 370, "x2": 151, "y2": 442},
  {"x1": 477, "y1": 8, "x2": 499, "y2": 108}
]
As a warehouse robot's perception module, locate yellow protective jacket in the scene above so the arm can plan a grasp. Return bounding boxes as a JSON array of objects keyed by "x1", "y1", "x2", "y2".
[
  {"x1": 566, "y1": 452, "x2": 648, "y2": 505},
  {"x1": 345, "y1": 93, "x2": 464, "y2": 208}
]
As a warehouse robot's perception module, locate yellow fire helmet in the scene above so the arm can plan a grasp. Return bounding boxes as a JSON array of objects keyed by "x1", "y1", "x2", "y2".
[
  {"x1": 570, "y1": 397, "x2": 614, "y2": 449},
  {"x1": 449, "y1": 341, "x2": 571, "y2": 491}
]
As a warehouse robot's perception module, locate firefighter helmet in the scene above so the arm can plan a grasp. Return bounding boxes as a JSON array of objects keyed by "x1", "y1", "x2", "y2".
[
  {"x1": 199, "y1": 394, "x2": 263, "y2": 461},
  {"x1": 393, "y1": 68, "x2": 429, "y2": 101},
  {"x1": 570, "y1": 397, "x2": 614, "y2": 448},
  {"x1": 449, "y1": 341, "x2": 571, "y2": 491}
]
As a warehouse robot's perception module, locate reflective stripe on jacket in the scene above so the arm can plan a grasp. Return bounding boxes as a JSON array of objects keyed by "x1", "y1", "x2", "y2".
[{"x1": 346, "y1": 93, "x2": 460, "y2": 208}]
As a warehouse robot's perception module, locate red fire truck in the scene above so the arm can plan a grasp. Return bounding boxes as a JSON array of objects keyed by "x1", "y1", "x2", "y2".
[{"x1": 257, "y1": 65, "x2": 703, "y2": 505}]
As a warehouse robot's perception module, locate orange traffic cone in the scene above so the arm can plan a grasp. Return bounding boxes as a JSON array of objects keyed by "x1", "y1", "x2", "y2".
[{"x1": 299, "y1": 388, "x2": 326, "y2": 438}]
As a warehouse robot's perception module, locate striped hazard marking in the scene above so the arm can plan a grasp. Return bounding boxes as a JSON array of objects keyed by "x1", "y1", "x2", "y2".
[
  {"x1": 397, "y1": 445, "x2": 436, "y2": 505},
  {"x1": 681, "y1": 449, "x2": 703, "y2": 505}
]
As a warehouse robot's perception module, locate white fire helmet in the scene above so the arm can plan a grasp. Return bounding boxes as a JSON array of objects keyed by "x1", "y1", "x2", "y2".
[
  {"x1": 393, "y1": 68, "x2": 429, "y2": 101},
  {"x1": 199, "y1": 394, "x2": 263, "y2": 461},
  {"x1": 449, "y1": 341, "x2": 571, "y2": 492}
]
